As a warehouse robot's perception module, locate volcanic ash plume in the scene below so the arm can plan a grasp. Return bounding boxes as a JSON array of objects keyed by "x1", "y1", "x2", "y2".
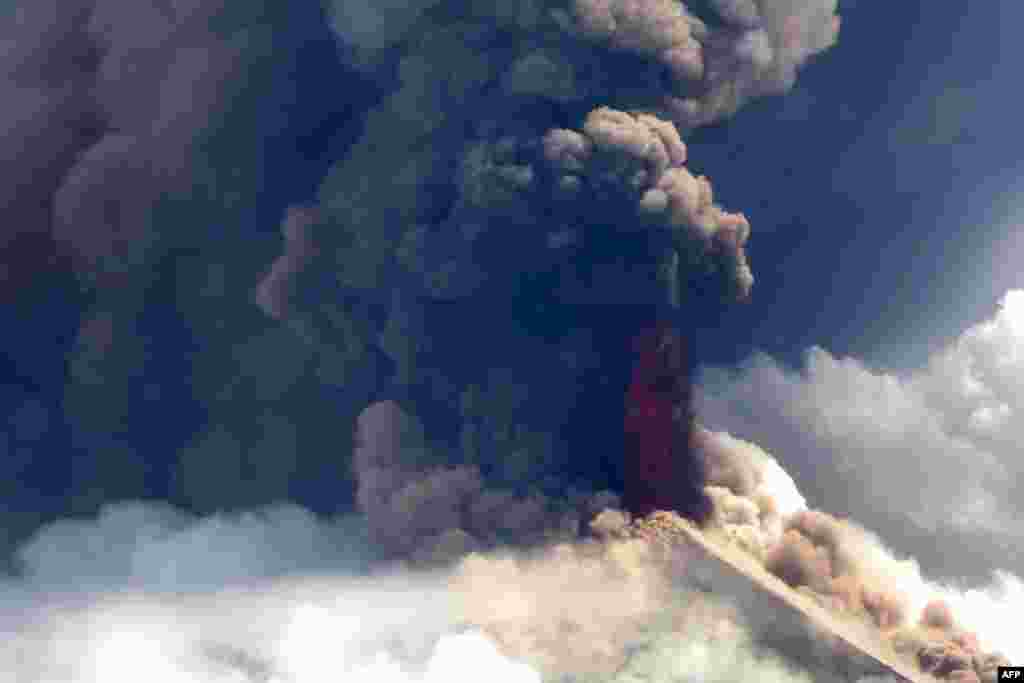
[
  {"x1": 698, "y1": 427, "x2": 807, "y2": 558},
  {"x1": 0, "y1": 0, "x2": 345, "y2": 529},
  {"x1": 0, "y1": 0, "x2": 269, "y2": 292},
  {"x1": 307, "y1": 0, "x2": 841, "y2": 309},
  {"x1": 542, "y1": 106, "x2": 754, "y2": 302},
  {"x1": 690, "y1": 425, "x2": 1017, "y2": 682},
  {"x1": 200, "y1": 0, "x2": 844, "y2": 550},
  {"x1": 353, "y1": 400, "x2": 619, "y2": 564},
  {"x1": 275, "y1": 0, "x2": 836, "y2": 558},
  {"x1": 554, "y1": 0, "x2": 839, "y2": 127},
  {"x1": 326, "y1": 103, "x2": 759, "y2": 553},
  {"x1": 326, "y1": 0, "x2": 839, "y2": 129}
]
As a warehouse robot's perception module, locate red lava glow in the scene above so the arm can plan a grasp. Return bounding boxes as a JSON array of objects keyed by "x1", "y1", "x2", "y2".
[{"x1": 623, "y1": 321, "x2": 711, "y2": 523}]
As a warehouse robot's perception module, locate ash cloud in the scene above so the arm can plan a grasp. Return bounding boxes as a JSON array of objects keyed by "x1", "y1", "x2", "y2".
[
  {"x1": 0, "y1": 0, "x2": 845, "y2": 559},
  {"x1": 0, "y1": 0, "x2": 368, "y2": 539},
  {"x1": 0, "y1": 0, "x2": 258, "y2": 293},
  {"x1": 0, "y1": 0, "x2": 841, "y2": 550},
  {"x1": 697, "y1": 289, "x2": 1024, "y2": 585},
  {"x1": 309, "y1": 0, "x2": 837, "y2": 305},
  {"x1": 694, "y1": 294, "x2": 1024, "y2": 667},
  {"x1": 253, "y1": 0, "x2": 840, "y2": 560},
  {"x1": 451, "y1": 519, "x2": 816, "y2": 683},
  {"x1": 17, "y1": 1, "x2": 1024, "y2": 681},
  {"x1": 688, "y1": 423, "x2": 1022, "y2": 677},
  {"x1": 553, "y1": 0, "x2": 839, "y2": 128},
  {"x1": 352, "y1": 399, "x2": 618, "y2": 563}
]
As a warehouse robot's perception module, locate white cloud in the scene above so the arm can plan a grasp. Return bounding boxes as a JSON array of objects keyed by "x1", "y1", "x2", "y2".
[
  {"x1": 695, "y1": 290, "x2": 1024, "y2": 661},
  {"x1": 697, "y1": 290, "x2": 1024, "y2": 584},
  {"x1": 0, "y1": 500, "x2": 811, "y2": 683},
  {"x1": 13, "y1": 502, "x2": 370, "y2": 592}
]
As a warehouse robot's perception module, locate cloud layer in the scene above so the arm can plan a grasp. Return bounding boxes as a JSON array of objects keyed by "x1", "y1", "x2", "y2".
[
  {"x1": 697, "y1": 289, "x2": 1024, "y2": 585},
  {"x1": 1, "y1": 499, "x2": 812, "y2": 683}
]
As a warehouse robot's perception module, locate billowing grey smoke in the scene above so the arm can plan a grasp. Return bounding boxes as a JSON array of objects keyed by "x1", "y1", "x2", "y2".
[
  {"x1": 0, "y1": 0, "x2": 361, "y2": 530},
  {"x1": 270, "y1": 0, "x2": 839, "y2": 558},
  {"x1": 309, "y1": 0, "x2": 837, "y2": 301},
  {"x1": 0, "y1": 1, "x2": 279, "y2": 292},
  {"x1": 353, "y1": 400, "x2": 618, "y2": 562},
  {"x1": 3, "y1": 0, "x2": 840, "y2": 565},
  {"x1": 554, "y1": 0, "x2": 838, "y2": 127},
  {"x1": 9, "y1": 2, "x2": 1024, "y2": 682},
  {"x1": 542, "y1": 106, "x2": 753, "y2": 302},
  {"x1": 697, "y1": 292, "x2": 1024, "y2": 585},
  {"x1": 325, "y1": 0, "x2": 839, "y2": 128}
]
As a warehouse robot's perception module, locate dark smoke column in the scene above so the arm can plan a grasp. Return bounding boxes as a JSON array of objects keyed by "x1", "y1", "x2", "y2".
[
  {"x1": 538, "y1": 108, "x2": 756, "y2": 523},
  {"x1": 289, "y1": 0, "x2": 839, "y2": 554},
  {"x1": 623, "y1": 321, "x2": 711, "y2": 522}
]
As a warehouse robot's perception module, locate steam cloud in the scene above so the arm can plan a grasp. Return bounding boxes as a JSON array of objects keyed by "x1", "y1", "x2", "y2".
[
  {"x1": 1, "y1": 498, "x2": 814, "y2": 683},
  {"x1": 306, "y1": 0, "x2": 835, "y2": 308}
]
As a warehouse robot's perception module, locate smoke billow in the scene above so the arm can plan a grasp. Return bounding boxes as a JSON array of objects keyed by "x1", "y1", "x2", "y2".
[
  {"x1": 352, "y1": 399, "x2": 618, "y2": 562},
  {"x1": 557, "y1": 0, "x2": 838, "y2": 127},
  {"x1": 0, "y1": 2, "x2": 99, "y2": 301},
  {"x1": 698, "y1": 289, "x2": 1024, "y2": 584},
  {"x1": 1, "y1": 0, "x2": 272, "y2": 292},
  {"x1": 450, "y1": 514, "x2": 821, "y2": 683},
  {"x1": 542, "y1": 106, "x2": 754, "y2": 303},
  {"x1": 3, "y1": 0, "x2": 841, "y2": 551},
  {"x1": 698, "y1": 427, "x2": 806, "y2": 559},
  {"x1": 15, "y1": 1, "x2": 1024, "y2": 682},
  {"x1": 259, "y1": 0, "x2": 843, "y2": 556},
  {"x1": 0, "y1": 0, "x2": 364, "y2": 542},
  {"x1": 688, "y1": 423, "x2": 1022, "y2": 678}
]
